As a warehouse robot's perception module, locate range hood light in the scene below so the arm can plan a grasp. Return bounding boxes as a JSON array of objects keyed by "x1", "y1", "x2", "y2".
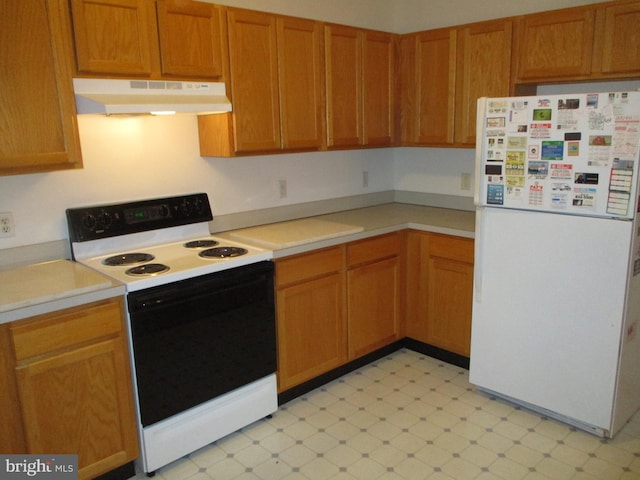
[
  {"x1": 73, "y1": 78, "x2": 232, "y2": 115},
  {"x1": 150, "y1": 111, "x2": 177, "y2": 116}
]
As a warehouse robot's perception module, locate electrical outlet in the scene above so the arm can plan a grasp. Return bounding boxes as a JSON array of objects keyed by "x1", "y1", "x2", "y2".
[
  {"x1": 279, "y1": 179, "x2": 287, "y2": 199},
  {"x1": 0, "y1": 212, "x2": 15, "y2": 237},
  {"x1": 460, "y1": 173, "x2": 471, "y2": 191},
  {"x1": 362, "y1": 171, "x2": 369, "y2": 188}
]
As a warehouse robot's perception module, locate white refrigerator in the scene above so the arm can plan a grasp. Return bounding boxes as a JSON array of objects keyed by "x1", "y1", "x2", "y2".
[{"x1": 470, "y1": 91, "x2": 640, "y2": 437}]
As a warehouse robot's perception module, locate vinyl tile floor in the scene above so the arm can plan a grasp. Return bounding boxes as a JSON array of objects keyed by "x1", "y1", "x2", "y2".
[{"x1": 129, "y1": 349, "x2": 640, "y2": 480}]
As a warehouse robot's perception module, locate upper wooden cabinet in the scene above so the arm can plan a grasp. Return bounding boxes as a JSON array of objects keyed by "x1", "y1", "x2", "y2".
[
  {"x1": 592, "y1": 0, "x2": 640, "y2": 78},
  {"x1": 454, "y1": 20, "x2": 513, "y2": 146},
  {"x1": 400, "y1": 28, "x2": 456, "y2": 146},
  {"x1": 515, "y1": 0, "x2": 640, "y2": 83},
  {"x1": 156, "y1": 0, "x2": 226, "y2": 78},
  {"x1": 224, "y1": 9, "x2": 281, "y2": 152},
  {"x1": 514, "y1": 7, "x2": 595, "y2": 82},
  {"x1": 198, "y1": 9, "x2": 324, "y2": 156},
  {"x1": 363, "y1": 31, "x2": 396, "y2": 146},
  {"x1": 325, "y1": 25, "x2": 395, "y2": 148},
  {"x1": 70, "y1": 0, "x2": 226, "y2": 79},
  {"x1": 325, "y1": 25, "x2": 363, "y2": 147},
  {"x1": 277, "y1": 16, "x2": 325, "y2": 150},
  {"x1": 400, "y1": 19, "x2": 512, "y2": 147},
  {"x1": 0, "y1": 0, "x2": 83, "y2": 176}
]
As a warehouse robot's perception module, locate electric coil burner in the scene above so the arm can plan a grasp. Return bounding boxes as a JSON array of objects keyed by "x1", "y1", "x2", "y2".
[
  {"x1": 102, "y1": 252, "x2": 155, "y2": 266},
  {"x1": 183, "y1": 239, "x2": 219, "y2": 248},
  {"x1": 125, "y1": 263, "x2": 170, "y2": 276},
  {"x1": 66, "y1": 193, "x2": 277, "y2": 475},
  {"x1": 199, "y1": 246, "x2": 248, "y2": 258}
]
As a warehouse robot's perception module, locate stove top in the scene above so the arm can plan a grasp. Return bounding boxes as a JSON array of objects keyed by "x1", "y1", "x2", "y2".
[
  {"x1": 67, "y1": 194, "x2": 273, "y2": 291},
  {"x1": 76, "y1": 234, "x2": 271, "y2": 291}
]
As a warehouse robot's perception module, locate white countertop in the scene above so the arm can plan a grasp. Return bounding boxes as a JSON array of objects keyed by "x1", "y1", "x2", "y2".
[
  {"x1": 219, "y1": 203, "x2": 475, "y2": 257},
  {"x1": 0, "y1": 259, "x2": 125, "y2": 324}
]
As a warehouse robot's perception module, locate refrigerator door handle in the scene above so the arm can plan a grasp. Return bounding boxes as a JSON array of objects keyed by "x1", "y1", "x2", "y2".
[{"x1": 473, "y1": 208, "x2": 485, "y2": 303}]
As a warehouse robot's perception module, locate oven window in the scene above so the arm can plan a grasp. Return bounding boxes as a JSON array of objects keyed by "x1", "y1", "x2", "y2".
[{"x1": 128, "y1": 261, "x2": 276, "y2": 427}]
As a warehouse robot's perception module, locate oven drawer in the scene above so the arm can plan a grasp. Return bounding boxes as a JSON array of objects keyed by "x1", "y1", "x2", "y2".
[{"x1": 11, "y1": 299, "x2": 123, "y2": 361}]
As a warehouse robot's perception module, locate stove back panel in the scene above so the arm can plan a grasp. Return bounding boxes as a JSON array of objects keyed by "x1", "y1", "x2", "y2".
[{"x1": 66, "y1": 193, "x2": 213, "y2": 242}]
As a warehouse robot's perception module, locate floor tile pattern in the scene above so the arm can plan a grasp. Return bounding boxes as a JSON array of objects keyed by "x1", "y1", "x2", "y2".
[{"x1": 130, "y1": 349, "x2": 640, "y2": 480}]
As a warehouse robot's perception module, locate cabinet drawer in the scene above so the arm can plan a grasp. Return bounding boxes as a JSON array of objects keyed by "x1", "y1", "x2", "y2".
[
  {"x1": 10, "y1": 299, "x2": 123, "y2": 362},
  {"x1": 347, "y1": 232, "x2": 401, "y2": 267},
  {"x1": 429, "y1": 234, "x2": 474, "y2": 263},
  {"x1": 276, "y1": 246, "x2": 345, "y2": 287}
]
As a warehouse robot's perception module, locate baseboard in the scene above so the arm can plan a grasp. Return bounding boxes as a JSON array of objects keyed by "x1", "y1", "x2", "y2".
[
  {"x1": 278, "y1": 338, "x2": 469, "y2": 404},
  {"x1": 94, "y1": 461, "x2": 135, "y2": 480}
]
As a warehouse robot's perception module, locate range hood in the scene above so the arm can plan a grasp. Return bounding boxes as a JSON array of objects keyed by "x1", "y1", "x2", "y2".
[{"x1": 73, "y1": 78, "x2": 232, "y2": 115}]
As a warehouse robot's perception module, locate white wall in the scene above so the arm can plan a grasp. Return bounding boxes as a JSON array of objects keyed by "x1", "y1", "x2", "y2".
[{"x1": 0, "y1": 115, "x2": 394, "y2": 249}]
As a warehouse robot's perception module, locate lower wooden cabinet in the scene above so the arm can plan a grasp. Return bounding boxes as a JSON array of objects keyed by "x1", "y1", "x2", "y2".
[
  {"x1": 347, "y1": 233, "x2": 402, "y2": 359},
  {"x1": 276, "y1": 233, "x2": 404, "y2": 391},
  {"x1": 1, "y1": 297, "x2": 138, "y2": 480},
  {"x1": 406, "y1": 231, "x2": 474, "y2": 357},
  {"x1": 275, "y1": 246, "x2": 347, "y2": 391},
  {"x1": 275, "y1": 230, "x2": 473, "y2": 391}
]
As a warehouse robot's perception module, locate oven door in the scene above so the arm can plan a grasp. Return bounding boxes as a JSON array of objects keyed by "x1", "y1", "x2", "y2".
[{"x1": 127, "y1": 261, "x2": 276, "y2": 427}]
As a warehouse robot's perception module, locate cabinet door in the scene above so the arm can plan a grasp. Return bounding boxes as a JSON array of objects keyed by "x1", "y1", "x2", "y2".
[
  {"x1": 325, "y1": 24, "x2": 363, "y2": 148},
  {"x1": 405, "y1": 231, "x2": 474, "y2": 357},
  {"x1": 347, "y1": 257, "x2": 400, "y2": 359},
  {"x1": 70, "y1": 0, "x2": 159, "y2": 75},
  {"x1": 277, "y1": 17, "x2": 324, "y2": 150},
  {"x1": 363, "y1": 31, "x2": 395, "y2": 146},
  {"x1": 0, "y1": 0, "x2": 82, "y2": 176},
  {"x1": 11, "y1": 299, "x2": 138, "y2": 480},
  {"x1": 455, "y1": 20, "x2": 512, "y2": 146},
  {"x1": 593, "y1": 1, "x2": 640, "y2": 77},
  {"x1": 156, "y1": 0, "x2": 225, "y2": 79},
  {"x1": 227, "y1": 9, "x2": 281, "y2": 152},
  {"x1": 425, "y1": 247, "x2": 474, "y2": 357},
  {"x1": 16, "y1": 340, "x2": 135, "y2": 479},
  {"x1": 515, "y1": 7, "x2": 595, "y2": 82},
  {"x1": 403, "y1": 28, "x2": 456, "y2": 146},
  {"x1": 276, "y1": 273, "x2": 346, "y2": 391}
]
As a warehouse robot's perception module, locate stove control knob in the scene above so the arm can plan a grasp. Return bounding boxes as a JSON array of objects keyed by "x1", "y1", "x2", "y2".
[
  {"x1": 82, "y1": 213, "x2": 97, "y2": 231},
  {"x1": 158, "y1": 204, "x2": 170, "y2": 217},
  {"x1": 179, "y1": 199, "x2": 193, "y2": 216},
  {"x1": 96, "y1": 210, "x2": 112, "y2": 230},
  {"x1": 192, "y1": 196, "x2": 205, "y2": 215}
]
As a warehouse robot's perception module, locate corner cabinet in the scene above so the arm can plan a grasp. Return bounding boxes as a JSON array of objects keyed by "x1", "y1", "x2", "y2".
[
  {"x1": 198, "y1": 9, "x2": 324, "y2": 156},
  {"x1": 325, "y1": 25, "x2": 395, "y2": 148},
  {"x1": 275, "y1": 246, "x2": 347, "y2": 392},
  {"x1": 0, "y1": 0, "x2": 82, "y2": 176},
  {"x1": 70, "y1": 0, "x2": 226, "y2": 79},
  {"x1": 2, "y1": 297, "x2": 138, "y2": 480},
  {"x1": 406, "y1": 231, "x2": 474, "y2": 357}
]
